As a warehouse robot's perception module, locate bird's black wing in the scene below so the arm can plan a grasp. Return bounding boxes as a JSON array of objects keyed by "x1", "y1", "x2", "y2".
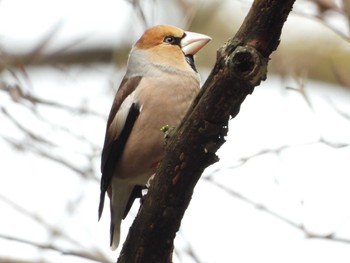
[{"x1": 98, "y1": 76, "x2": 142, "y2": 220}]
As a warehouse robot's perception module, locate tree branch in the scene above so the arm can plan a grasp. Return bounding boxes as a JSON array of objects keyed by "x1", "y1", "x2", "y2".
[
  {"x1": 0, "y1": 234, "x2": 110, "y2": 263},
  {"x1": 117, "y1": 0, "x2": 296, "y2": 262}
]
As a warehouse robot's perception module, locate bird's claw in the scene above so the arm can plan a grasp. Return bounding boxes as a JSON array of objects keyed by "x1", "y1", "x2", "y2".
[{"x1": 160, "y1": 124, "x2": 177, "y2": 139}]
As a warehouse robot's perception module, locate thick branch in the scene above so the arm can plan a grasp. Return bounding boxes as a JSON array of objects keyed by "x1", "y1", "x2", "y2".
[{"x1": 117, "y1": 0, "x2": 295, "y2": 262}]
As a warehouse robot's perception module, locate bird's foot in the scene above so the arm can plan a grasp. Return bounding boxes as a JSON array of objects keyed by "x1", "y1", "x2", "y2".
[
  {"x1": 160, "y1": 125, "x2": 177, "y2": 139},
  {"x1": 139, "y1": 175, "x2": 154, "y2": 204},
  {"x1": 146, "y1": 173, "x2": 155, "y2": 188}
]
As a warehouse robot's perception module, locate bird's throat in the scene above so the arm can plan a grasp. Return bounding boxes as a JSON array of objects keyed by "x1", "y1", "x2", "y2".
[{"x1": 185, "y1": 55, "x2": 197, "y2": 72}]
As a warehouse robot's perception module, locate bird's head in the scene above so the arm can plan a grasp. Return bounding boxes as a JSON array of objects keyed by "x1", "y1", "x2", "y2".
[{"x1": 130, "y1": 24, "x2": 211, "y2": 74}]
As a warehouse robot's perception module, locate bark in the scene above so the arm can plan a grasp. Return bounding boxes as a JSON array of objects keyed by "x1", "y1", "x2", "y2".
[{"x1": 117, "y1": 0, "x2": 296, "y2": 262}]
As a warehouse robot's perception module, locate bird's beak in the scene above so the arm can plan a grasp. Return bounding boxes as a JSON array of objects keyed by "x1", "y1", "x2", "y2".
[{"x1": 181, "y1": 31, "x2": 211, "y2": 56}]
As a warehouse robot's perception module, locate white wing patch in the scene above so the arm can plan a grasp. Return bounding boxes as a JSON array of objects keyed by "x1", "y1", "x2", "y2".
[{"x1": 108, "y1": 91, "x2": 139, "y2": 140}]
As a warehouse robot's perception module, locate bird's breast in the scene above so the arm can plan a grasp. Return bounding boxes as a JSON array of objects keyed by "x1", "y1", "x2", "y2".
[{"x1": 114, "y1": 73, "x2": 200, "y2": 184}]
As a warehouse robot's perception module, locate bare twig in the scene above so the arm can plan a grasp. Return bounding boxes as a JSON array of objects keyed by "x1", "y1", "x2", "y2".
[
  {"x1": 127, "y1": 0, "x2": 149, "y2": 29},
  {"x1": 1, "y1": 106, "x2": 56, "y2": 146},
  {"x1": 286, "y1": 76, "x2": 314, "y2": 110},
  {"x1": 207, "y1": 138, "x2": 350, "y2": 174},
  {"x1": 0, "y1": 258, "x2": 47, "y2": 263},
  {"x1": 203, "y1": 176, "x2": 350, "y2": 244},
  {"x1": 0, "y1": 193, "x2": 80, "y2": 243},
  {"x1": 1, "y1": 135, "x2": 97, "y2": 180},
  {"x1": 293, "y1": 10, "x2": 350, "y2": 42},
  {"x1": 0, "y1": 234, "x2": 111, "y2": 263},
  {"x1": 0, "y1": 84, "x2": 104, "y2": 117}
]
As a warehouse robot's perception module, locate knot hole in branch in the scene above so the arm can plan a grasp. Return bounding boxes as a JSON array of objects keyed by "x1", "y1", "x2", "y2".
[{"x1": 226, "y1": 46, "x2": 267, "y2": 86}]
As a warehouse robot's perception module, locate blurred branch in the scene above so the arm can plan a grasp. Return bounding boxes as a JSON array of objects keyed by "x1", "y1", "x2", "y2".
[
  {"x1": 2, "y1": 134, "x2": 97, "y2": 180},
  {"x1": 294, "y1": 0, "x2": 350, "y2": 42},
  {"x1": 178, "y1": 0, "x2": 199, "y2": 29},
  {"x1": 0, "y1": 258, "x2": 46, "y2": 263},
  {"x1": 203, "y1": 176, "x2": 350, "y2": 244},
  {"x1": 0, "y1": 21, "x2": 114, "y2": 68},
  {"x1": 330, "y1": 59, "x2": 350, "y2": 87},
  {"x1": 127, "y1": 0, "x2": 149, "y2": 29},
  {"x1": 286, "y1": 76, "x2": 314, "y2": 110},
  {"x1": 327, "y1": 100, "x2": 350, "y2": 120},
  {"x1": 1, "y1": 106, "x2": 56, "y2": 146},
  {"x1": 0, "y1": 106, "x2": 98, "y2": 180},
  {"x1": 342, "y1": 0, "x2": 350, "y2": 26},
  {"x1": 175, "y1": 232, "x2": 201, "y2": 263},
  {"x1": 310, "y1": 0, "x2": 339, "y2": 14},
  {"x1": 203, "y1": 176, "x2": 302, "y2": 229},
  {"x1": 0, "y1": 48, "x2": 113, "y2": 68},
  {"x1": 293, "y1": 10, "x2": 350, "y2": 41},
  {"x1": 0, "y1": 193, "x2": 81, "y2": 246},
  {"x1": 207, "y1": 139, "x2": 349, "y2": 175},
  {"x1": 0, "y1": 234, "x2": 111, "y2": 263},
  {"x1": 0, "y1": 83, "x2": 104, "y2": 117}
]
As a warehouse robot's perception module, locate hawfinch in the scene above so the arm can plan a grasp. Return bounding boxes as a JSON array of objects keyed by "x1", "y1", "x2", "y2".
[{"x1": 98, "y1": 24, "x2": 211, "y2": 250}]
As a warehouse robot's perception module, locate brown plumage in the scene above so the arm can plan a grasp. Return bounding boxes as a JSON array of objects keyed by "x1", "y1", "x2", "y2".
[{"x1": 99, "y1": 24, "x2": 211, "y2": 250}]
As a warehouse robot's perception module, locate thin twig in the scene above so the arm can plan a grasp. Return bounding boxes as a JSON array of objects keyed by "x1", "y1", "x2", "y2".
[
  {"x1": 203, "y1": 177, "x2": 350, "y2": 244},
  {"x1": 0, "y1": 234, "x2": 111, "y2": 263}
]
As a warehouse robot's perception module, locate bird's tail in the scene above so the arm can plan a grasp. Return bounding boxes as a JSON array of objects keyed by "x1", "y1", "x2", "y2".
[{"x1": 109, "y1": 181, "x2": 134, "y2": 250}]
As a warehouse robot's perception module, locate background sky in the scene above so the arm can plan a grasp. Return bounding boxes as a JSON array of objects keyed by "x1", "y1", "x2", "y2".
[{"x1": 1, "y1": 0, "x2": 350, "y2": 262}]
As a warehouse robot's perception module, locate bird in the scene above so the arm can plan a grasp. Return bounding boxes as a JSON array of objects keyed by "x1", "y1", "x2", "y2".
[{"x1": 98, "y1": 24, "x2": 211, "y2": 250}]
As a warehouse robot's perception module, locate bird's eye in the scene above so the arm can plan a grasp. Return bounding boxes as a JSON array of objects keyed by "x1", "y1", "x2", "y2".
[{"x1": 164, "y1": 36, "x2": 176, "y2": 44}]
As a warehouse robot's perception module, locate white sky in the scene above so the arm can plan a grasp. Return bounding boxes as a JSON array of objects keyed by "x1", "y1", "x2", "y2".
[{"x1": 1, "y1": 0, "x2": 350, "y2": 262}]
